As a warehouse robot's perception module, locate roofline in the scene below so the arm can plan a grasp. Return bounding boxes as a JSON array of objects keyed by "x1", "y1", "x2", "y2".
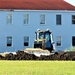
[
  {"x1": 0, "y1": 0, "x2": 75, "y2": 11},
  {"x1": 0, "y1": 9, "x2": 75, "y2": 13}
]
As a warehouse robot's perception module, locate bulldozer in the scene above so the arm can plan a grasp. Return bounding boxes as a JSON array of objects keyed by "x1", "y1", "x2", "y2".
[{"x1": 24, "y1": 29, "x2": 55, "y2": 57}]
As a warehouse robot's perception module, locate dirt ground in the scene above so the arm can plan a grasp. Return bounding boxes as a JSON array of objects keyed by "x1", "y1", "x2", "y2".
[{"x1": 0, "y1": 50, "x2": 75, "y2": 60}]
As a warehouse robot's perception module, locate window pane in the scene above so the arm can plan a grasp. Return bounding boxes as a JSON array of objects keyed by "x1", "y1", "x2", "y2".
[
  {"x1": 7, "y1": 37, "x2": 12, "y2": 47},
  {"x1": 24, "y1": 36, "x2": 29, "y2": 42},
  {"x1": 72, "y1": 15, "x2": 75, "y2": 19},
  {"x1": 24, "y1": 36, "x2": 29, "y2": 46},
  {"x1": 56, "y1": 15, "x2": 61, "y2": 25},
  {"x1": 72, "y1": 36, "x2": 75, "y2": 46},
  {"x1": 7, "y1": 14, "x2": 12, "y2": 24},
  {"x1": 24, "y1": 14, "x2": 29, "y2": 24},
  {"x1": 56, "y1": 36, "x2": 61, "y2": 46},
  {"x1": 40, "y1": 14, "x2": 45, "y2": 24},
  {"x1": 24, "y1": 42, "x2": 28, "y2": 46},
  {"x1": 72, "y1": 15, "x2": 75, "y2": 24},
  {"x1": 72, "y1": 20, "x2": 75, "y2": 24}
]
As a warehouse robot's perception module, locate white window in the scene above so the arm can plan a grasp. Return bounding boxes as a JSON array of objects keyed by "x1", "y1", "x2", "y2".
[
  {"x1": 7, "y1": 14, "x2": 12, "y2": 24},
  {"x1": 56, "y1": 15, "x2": 61, "y2": 25},
  {"x1": 24, "y1": 36, "x2": 29, "y2": 46},
  {"x1": 72, "y1": 15, "x2": 75, "y2": 24},
  {"x1": 7, "y1": 37, "x2": 12, "y2": 47},
  {"x1": 24, "y1": 14, "x2": 29, "y2": 24},
  {"x1": 56, "y1": 36, "x2": 61, "y2": 46},
  {"x1": 40, "y1": 14, "x2": 45, "y2": 24}
]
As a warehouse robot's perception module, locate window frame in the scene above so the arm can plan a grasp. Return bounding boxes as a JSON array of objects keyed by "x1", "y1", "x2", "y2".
[
  {"x1": 56, "y1": 36, "x2": 62, "y2": 46},
  {"x1": 40, "y1": 14, "x2": 45, "y2": 25},
  {"x1": 72, "y1": 15, "x2": 75, "y2": 24},
  {"x1": 24, "y1": 36, "x2": 29, "y2": 46},
  {"x1": 7, "y1": 36, "x2": 12, "y2": 47},
  {"x1": 23, "y1": 14, "x2": 29, "y2": 25},
  {"x1": 56, "y1": 15, "x2": 61, "y2": 25},
  {"x1": 7, "y1": 14, "x2": 12, "y2": 24},
  {"x1": 72, "y1": 36, "x2": 75, "y2": 46}
]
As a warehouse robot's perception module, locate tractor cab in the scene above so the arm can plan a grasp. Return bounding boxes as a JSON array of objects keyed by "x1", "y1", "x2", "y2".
[{"x1": 34, "y1": 29, "x2": 54, "y2": 52}]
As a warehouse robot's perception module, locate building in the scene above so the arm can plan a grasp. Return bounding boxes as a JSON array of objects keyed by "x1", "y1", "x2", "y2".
[{"x1": 0, "y1": 0, "x2": 75, "y2": 52}]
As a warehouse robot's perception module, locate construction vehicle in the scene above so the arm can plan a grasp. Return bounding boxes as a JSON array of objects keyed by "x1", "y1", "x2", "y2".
[
  {"x1": 25, "y1": 29, "x2": 55, "y2": 57},
  {"x1": 34, "y1": 29, "x2": 54, "y2": 52}
]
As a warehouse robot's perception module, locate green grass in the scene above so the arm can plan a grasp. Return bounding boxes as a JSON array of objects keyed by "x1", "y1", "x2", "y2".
[{"x1": 0, "y1": 61, "x2": 75, "y2": 75}]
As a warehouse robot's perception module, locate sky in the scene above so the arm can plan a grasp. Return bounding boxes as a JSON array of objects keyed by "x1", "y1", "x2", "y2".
[{"x1": 64, "y1": 0, "x2": 75, "y2": 6}]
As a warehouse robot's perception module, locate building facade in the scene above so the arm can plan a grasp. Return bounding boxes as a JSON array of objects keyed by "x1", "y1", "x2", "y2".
[{"x1": 0, "y1": 0, "x2": 75, "y2": 52}]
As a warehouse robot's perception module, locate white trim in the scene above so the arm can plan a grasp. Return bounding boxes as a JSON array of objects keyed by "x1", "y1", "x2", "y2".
[
  {"x1": 15, "y1": 10, "x2": 75, "y2": 13},
  {"x1": 0, "y1": 9, "x2": 75, "y2": 13}
]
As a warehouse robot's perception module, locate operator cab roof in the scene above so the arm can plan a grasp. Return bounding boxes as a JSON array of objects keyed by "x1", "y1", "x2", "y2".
[{"x1": 36, "y1": 29, "x2": 51, "y2": 34}]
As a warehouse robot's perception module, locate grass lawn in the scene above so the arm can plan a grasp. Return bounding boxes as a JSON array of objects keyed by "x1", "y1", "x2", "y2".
[{"x1": 0, "y1": 60, "x2": 75, "y2": 75}]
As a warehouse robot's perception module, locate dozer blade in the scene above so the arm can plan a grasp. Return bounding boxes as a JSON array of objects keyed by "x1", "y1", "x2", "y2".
[{"x1": 24, "y1": 48, "x2": 50, "y2": 57}]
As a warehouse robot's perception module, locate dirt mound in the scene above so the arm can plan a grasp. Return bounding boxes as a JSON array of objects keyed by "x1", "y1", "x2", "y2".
[
  {"x1": 0, "y1": 50, "x2": 75, "y2": 60},
  {"x1": 4, "y1": 50, "x2": 38, "y2": 60},
  {"x1": 0, "y1": 55, "x2": 4, "y2": 60}
]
